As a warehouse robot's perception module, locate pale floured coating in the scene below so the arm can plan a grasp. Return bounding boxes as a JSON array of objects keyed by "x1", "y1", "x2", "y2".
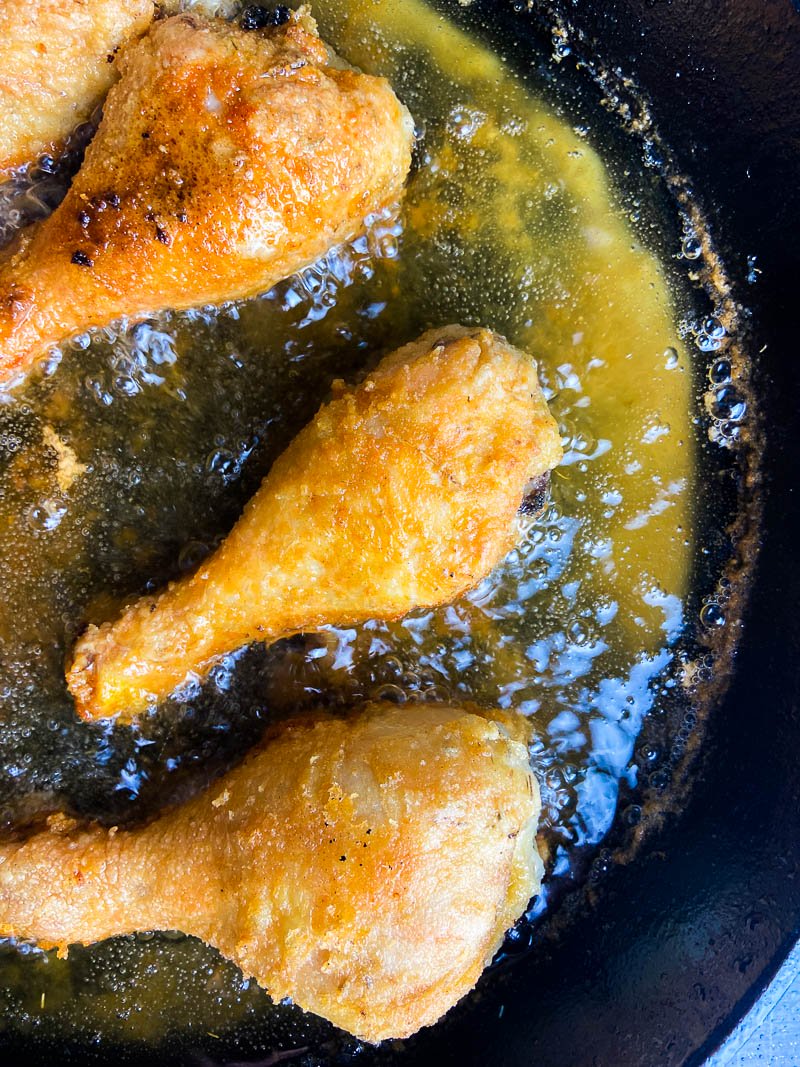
[
  {"x1": 0, "y1": 0, "x2": 154, "y2": 176},
  {"x1": 0, "y1": 702, "x2": 543, "y2": 1042},
  {"x1": 67, "y1": 326, "x2": 563, "y2": 721}
]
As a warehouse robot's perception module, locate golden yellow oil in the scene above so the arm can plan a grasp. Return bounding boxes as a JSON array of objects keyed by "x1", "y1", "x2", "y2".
[{"x1": 0, "y1": 0, "x2": 713, "y2": 1050}]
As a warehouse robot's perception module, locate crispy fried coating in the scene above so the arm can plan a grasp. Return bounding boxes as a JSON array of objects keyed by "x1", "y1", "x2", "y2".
[
  {"x1": 0, "y1": 702, "x2": 543, "y2": 1042},
  {"x1": 67, "y1": 326, "x2": 563, "y2": 721},
  {"x1": 0, "y1": 9, "x2": 413, "y2": 385},
  {"x1": 0, "y1": 0, "x2": 154, "y2": 177}
]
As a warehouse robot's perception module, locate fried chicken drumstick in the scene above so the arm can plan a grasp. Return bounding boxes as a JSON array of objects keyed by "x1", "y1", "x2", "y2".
[
  {"x1": 67, "y1": 326, "x2": 563, "y2": 721},
  {"x1": 0, "y1": 702, "x2": 542, "y2": 1042},
  {"x1": 0, "y1": 8, "x2": 413, "y2": 385},
  {"x1": 0, "y1": 0, "x2": 153, "y2": 177}
]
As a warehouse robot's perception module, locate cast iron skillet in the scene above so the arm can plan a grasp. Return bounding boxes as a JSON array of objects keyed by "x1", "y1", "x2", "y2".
[{"x1": 6, "y1": 1, "x2": 800, "y2": 1063}]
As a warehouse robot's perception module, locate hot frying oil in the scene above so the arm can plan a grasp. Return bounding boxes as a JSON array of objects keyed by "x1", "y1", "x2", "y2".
[{"x1": 0, "y1": 0, "x2": 710, "y2": 1048}]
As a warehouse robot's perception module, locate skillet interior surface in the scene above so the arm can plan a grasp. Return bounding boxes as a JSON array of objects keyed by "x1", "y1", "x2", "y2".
[{"x1": 0, "y1": 0, "x2": 797, "y2": 1064}]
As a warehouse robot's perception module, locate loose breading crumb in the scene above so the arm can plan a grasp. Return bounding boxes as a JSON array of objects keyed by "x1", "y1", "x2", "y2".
[{"x1": 42, "y1": 425, "x2": 87, "y2": 493}]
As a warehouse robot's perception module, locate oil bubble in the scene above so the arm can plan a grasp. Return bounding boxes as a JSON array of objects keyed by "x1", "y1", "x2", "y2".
[
  {"x1": 447, "y1": 105, "x2": 485, "y2": 142},
  {"x1": 177, "y1": 540, "x2": 211, "y2": 573},
  {"x1": 649, "y1": 769, "x2": 670, "y2": 790},
  {"x1": 622, "y1": 804, "x2": 642, "y2": 826},
  {"x1": 639, "y1": 742, "x2": 660, "y2": 764},
  {"x1": 699, "y1": 602, "x2": 725, "y2": 629},
  {"x1": 205, "y1": 448, "x2": 239, "y2": 482},
  {"x1": 422, "y1": 685, "x2": 450, "y2": 703},
  {"x1": 68, "y1": 333, "x2": 92, "y2": 352},
  {"x1": 709, "y1": 384, "x2": 746, "y2": 422},
  {"x1": 372, "y1": 684, "x2": 406, "y2": 704},
  {"x1": 709, "y1": 358, "x2": 731, "y2": 383},
  {"x1": 27, "y1": 500, "x2": 67, "y2": 532}
]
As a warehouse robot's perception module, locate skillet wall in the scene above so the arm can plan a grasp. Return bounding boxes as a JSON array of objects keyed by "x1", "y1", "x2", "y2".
[{"x1": 393, "y1": 1, "x2": 800, "y2": 1063}]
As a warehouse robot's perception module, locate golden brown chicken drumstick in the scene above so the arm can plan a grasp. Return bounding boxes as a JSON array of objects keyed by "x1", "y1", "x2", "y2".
[
  {"x1": 0, "y1": 702, "x2": 542, "y2": 1042},
  {"x1": 0, "y1": 0, "x2": 154, "y2": 177},
  {"x1": 0, "y1": 8, "x2": 413, "y2": 386},
  {"x1": 68, "y1": 326, "x2": 563, "y2": 721}
]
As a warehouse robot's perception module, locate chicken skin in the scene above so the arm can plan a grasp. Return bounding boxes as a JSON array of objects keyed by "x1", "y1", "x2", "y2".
[
  {"x1": 68, "y1": 326, "x2": 563, "y2": 721},
  {"x1": 0, "y1": 702, "x2": 543, "y2": 1042},
  {"x1": 0, "y1": 0, "x2": 153, "y2": 177},
  {"x1": 0, "y1": 9, "x2": 413, "y2": 386}
]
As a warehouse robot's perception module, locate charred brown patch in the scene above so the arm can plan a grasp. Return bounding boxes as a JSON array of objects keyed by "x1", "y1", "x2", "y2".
[{"x1": 519, "y1": 471, "x2": 550, "y2": 515}]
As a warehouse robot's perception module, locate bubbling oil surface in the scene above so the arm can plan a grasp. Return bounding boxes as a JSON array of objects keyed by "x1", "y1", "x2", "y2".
[{"x1": 0, "y1": 0, "x2": 706, "y2": 1050}]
